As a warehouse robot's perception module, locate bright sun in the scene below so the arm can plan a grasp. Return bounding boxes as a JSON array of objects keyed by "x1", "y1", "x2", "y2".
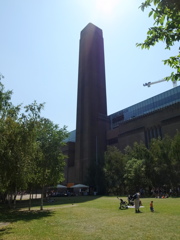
[{"x1": 95, "y1": 0, "x2": 118, "y2": 16}]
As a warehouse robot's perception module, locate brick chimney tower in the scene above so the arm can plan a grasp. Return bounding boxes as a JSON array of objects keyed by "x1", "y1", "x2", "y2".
[{"x1": 75, "y1": 23, "x2": 107, "y2": 192}]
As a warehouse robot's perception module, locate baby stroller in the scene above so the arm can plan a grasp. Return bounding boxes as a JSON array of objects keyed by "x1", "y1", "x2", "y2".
[
  {"x1": 128, "y1": 195, "x2": 134, "y2": 206},
  {"x1": 117, "y1": 197, "x2": 128, "y2": 210}
]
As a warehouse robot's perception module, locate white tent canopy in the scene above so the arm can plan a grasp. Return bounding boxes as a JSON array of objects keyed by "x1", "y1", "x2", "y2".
[{"x1": 70, "y1": 184, "x2": 89, "y2": 188}]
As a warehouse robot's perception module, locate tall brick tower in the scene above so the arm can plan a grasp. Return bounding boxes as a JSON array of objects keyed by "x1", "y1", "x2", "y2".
[{"x1": 75, "y1": 23, "x2": 107, "y2": 192}]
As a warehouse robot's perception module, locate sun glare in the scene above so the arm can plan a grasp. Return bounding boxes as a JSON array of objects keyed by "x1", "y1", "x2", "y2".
[
  {"x1": 95, "y1": 0, "x2": 118, "y2": 16},
  {"x1": 77, "y1": 0, "x2": 124, "y2": 25}
]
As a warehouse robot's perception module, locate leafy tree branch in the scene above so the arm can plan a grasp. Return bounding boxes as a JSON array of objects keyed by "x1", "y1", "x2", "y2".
[{"x1": 137, "y1": 0, "x2": 180, "y2": 81}]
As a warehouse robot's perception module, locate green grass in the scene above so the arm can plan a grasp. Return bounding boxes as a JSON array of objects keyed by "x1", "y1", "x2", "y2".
[{"x1": 0, "y1": 196, "x2": 180, "y2": 240}]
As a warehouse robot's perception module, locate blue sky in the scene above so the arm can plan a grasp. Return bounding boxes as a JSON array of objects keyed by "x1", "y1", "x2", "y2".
[{"x1": 0, "y1": 0, "x2": 179, "y2": 132}]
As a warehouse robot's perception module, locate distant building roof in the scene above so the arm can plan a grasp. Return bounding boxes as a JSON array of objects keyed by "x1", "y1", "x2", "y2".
[{"x1": 64, "y1": 129, "x2": 76, "y2": 142}]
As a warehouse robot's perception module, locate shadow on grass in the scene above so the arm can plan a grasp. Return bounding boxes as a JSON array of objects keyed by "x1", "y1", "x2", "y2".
[
  {"x1": 0, "y1": 207, "x2": 54, "y2": 239},
  {"x1": 43, "y1": 195, "x2": 102, "y2": 207},
  {"x1": 0, "y1": 226, "x2": 13, "y2": 240},
  {"x1": 0, "y1": 196, "x2": 101, "y2": 237},
  {"x1": 0, "y1": 196, "x2": 101, "y2": 223},
  {"x1": 5, "y1": 195, "x2": 102, "y2": 209}
]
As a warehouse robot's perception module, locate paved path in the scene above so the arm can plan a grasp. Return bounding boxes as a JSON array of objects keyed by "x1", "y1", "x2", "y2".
[
  {"x1": 16, "y1": 194, "x2": 41, "y2": 200},
  {"x1": 0, "y1": 222, "x2": 10, "y2": 228}
]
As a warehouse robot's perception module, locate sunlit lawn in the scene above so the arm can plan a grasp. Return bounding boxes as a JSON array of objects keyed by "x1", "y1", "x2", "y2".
[{"x1": 0, "y1": 196, "x2": 180, "y2": 240}]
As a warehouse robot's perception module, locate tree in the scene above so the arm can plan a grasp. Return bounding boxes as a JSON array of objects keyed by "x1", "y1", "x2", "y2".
[
  {"x1": 0, "y1": 85, "x2": 44, "y2": 207},
  {"x1": 149, "y1": 136, "x2": 173, "y2": 188},
  {"x1": 104, "y1": 146, "x2": 126, "y2": 195},
  {"x1": 33, "y1": 118, "x2": 68, "y2": 210},
  {"x1": 0, "y1": 118, "x2": 31, "y2": 207},
  {"x1": 0, "y1": 78, "x2": 24, "y2": 206},
  {"x1": 124, "y1": 158, "x2": 146, "y2": 193},
  {"x1": 148, "y1": 133, "x2": 180, "y2": 196},
  {"x1": 137, "y1": 0, "x2": 180, "y2": 82},
  {"x1": 103, "y1": 134, "x2": 180, "y2": 196},
  {"x1": 124, "y1": 142, "x2": 152, "y2": 193},
  {"x1": 19, "y1": 101, "x2": 46, "y2": 210},
  {"x1": 0, "y1": 78, "x2": 68, "y2": 209},
  {"x1": 169, "y1": 131, "x2": 180, "y2": 189}
]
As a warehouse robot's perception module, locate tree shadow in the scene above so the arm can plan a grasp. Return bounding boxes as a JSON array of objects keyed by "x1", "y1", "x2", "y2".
[
  {"x1": 0, "y1": 208, "x2": 54, "y2": 239},
  {"x1": 0, "y1": 195, "x2": 101, "y2": 238},
  {"x1": 0, "y1": 195, "x2": 101, "y2": 221},
  {"x1": 1, "y1": 195, "x2": 101, "y2": 209},
  {"x1": 42, "y1": 195, "x2": 101, "y2": 207}
]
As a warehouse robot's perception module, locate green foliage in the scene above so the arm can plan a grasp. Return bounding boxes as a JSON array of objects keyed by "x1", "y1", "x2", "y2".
[
  {"x1": 104, "y1": 132, "x2": 180, "y2": 195},
  {"x1": 104, "y1": 146, "x2": 126, "y2": 195},
  {"x1": 0, "y1": 78, "x2": 68, "y2": 207},
  {"x1": 124, "y1": 142, "x2": 153, "y2": 192},
  {"x1": 149, "y1": 136, "x2": 172, "y2": 186},
  {"x1": 137, "y1": 0, "x2": 180, "y2": 82},
  {"x1": 34, "y1": 118, "x2": 68, "y2": 188},
  {"x1": 124, "y1": 158, "x2": 146, "y2": 192}
]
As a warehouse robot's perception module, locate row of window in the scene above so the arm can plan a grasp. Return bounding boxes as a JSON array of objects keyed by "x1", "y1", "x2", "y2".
[
  {"x1": 107, "y1": 126, "x2": 162, "y2": 147},
  {"x1": 110, "y1": 86, "x2": 180, "y2": 129}
]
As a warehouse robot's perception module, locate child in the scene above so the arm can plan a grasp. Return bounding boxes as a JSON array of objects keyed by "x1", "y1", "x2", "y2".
[{"x1": 150, "y1": 201, "x2": 154, "y2": 212}]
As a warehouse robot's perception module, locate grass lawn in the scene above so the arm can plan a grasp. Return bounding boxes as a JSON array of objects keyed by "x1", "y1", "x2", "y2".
[{"x1": 0, "y1": 196, "x2": 180, "y2": 240}]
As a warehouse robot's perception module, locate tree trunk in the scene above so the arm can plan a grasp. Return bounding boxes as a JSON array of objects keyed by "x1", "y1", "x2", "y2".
[
  {"x1": 28, "y1": 190, "x2": 32, "y2": 211},
  {"x1": 8, "y1": 193, "x2": 12, "y2": 209},
  {"x1": 20, "y1": 192, "x2": 23, "y2": 201},
  {"x1": 13, "y1": 187, "x2": 17, "y2": 209},
  {"x1": 40, "y1": 186, "x2": 44, "y2": 210}
]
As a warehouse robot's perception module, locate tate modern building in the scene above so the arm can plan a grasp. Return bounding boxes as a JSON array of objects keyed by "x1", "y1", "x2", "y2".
[{"x1": 63, "y1": 23, "x2": 180, "y2": 192}]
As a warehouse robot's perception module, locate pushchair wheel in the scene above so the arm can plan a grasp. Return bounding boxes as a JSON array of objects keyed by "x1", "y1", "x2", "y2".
[
  {"x1": 120, "y1": 203, "x2": 128, "y2": 210},
  {"x1": 117, "y1": 197, "x2": 128, "y2": 210}
]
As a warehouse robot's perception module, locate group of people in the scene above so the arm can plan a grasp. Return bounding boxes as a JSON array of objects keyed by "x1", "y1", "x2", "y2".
[
  {"x1": 132, "y1": 192, "x2": 154, "y2": 213},
  {"x1": 150, "y1": 187, "x2": 180, "y2": 198}
]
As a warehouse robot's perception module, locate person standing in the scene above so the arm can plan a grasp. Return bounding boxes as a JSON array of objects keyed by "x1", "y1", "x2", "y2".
[{"x1": 134, "y1": 192, "x2": 141, "y2": 213}]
